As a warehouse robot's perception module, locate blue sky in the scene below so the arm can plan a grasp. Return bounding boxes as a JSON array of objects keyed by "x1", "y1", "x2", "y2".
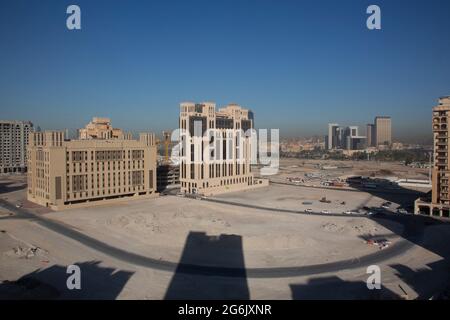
[{"x1": 0, "y1": 0, "x2": 449, "y2": 142}]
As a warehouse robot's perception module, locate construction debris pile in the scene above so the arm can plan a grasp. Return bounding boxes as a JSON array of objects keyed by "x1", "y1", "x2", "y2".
[
  {"x1": 10, "y1": 246, "x2": 48, "y2": 259},
  {"x1": 365, "y1": 239, "x2": 391, "y2": 250}
]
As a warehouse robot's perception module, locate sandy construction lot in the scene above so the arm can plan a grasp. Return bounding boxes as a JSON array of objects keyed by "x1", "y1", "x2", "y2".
[
  {"x1": 43, "y1": 187, "x2": 404, "y2": 268},
  {"x1": 213, "y1": 183, "x2": 381, "y2": 212},
  {"x1": 2, "y1": 173, "x2": 450, "y2": 299},
  {"x1": 277, "y1": 158, "x2": 429, "y2": 180}
]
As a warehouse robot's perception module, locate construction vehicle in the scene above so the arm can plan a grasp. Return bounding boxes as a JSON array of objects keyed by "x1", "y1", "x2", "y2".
[{"x1": 319, "y1": 197, "x2": 331, "y2": 203}]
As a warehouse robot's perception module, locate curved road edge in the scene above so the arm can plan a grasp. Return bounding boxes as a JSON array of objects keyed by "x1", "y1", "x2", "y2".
[{"x1": 0, "y1": 198, "x2": 420, "y2": 279}]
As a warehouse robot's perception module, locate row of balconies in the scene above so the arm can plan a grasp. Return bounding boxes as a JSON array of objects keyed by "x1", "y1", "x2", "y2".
[
  {"x1": 436, "y1": 161, "x2": 448, "y2": 170},
  {"x1": 433, "y1": 116, "x2": 448, "y2": 123},
  {"x1": 434, "y1": 111, "x2": 449, "y2": 117},
  {"x1": 433, "y1": 124, "x2": 448, "y2": 131}
]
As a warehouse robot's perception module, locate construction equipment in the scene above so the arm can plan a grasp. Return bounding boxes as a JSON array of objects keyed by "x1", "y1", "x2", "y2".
[{"x1": 319, "y1": 197, "x2": 331, "y2": 203}]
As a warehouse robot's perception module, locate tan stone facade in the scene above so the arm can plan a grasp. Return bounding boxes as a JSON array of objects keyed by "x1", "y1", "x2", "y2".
[
  {"x1": 78, "y1": 117, "x2": 126, "y2": 140},
  {"x1": 366, "y1": 123, "x2": 375, "y2": 147},
  {"x1": 179, "y1": 102, "x2": 268, "y2": 196},
  {"x1": 27, "y1": 131, "x2": 157, "y2": 210},
  {"x1": 374, "y1": 116, "x2": 392, "y2": 146},
  {"x1": 415, "y1": 96, "x2": 450, "y2": 218}
]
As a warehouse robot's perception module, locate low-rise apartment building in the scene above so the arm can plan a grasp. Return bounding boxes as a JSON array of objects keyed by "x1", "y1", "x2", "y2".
[{"x1": 27, "y1": 131, "x2": 157, "y2": 210}]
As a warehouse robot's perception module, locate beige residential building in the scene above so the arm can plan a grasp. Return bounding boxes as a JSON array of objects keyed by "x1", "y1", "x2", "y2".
[
  {"x1": 374, "y1": 116, "x2": 392, "y2": 146},
  {"x1": 179, "y1": 102, "x2": 267, "y2": 196},
  {"x1": 415, "y1": 96, "x2": 450, "y2": 218},
  {"x1": 0, "y1": 120, "x2": 34, "y2": 174},
  {"x1": 78, "y1": 117, "x2": 125, "y2": 140},
  {"x1": 27, "y1": 131, "x2": 157, "y2": 210}
]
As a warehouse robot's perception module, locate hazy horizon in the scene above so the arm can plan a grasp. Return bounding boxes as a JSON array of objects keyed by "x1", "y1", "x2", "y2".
[{"x1": 1, "y1": 0, "x2": 449, "y2": 144}]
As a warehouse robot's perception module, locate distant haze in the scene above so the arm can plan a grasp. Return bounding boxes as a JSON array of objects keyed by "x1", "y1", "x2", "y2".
[{"x1": 0, "y1": 0, "x2": 448, "y2": 144}]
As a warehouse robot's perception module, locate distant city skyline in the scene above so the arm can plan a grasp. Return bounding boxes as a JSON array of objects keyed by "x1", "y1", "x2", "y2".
[
  {"x1": 0, "y1": 116, "x2": 433, "y2": 145},
  {"x1": 1, "y1": 0, "x2": 449, "y2": 144}
]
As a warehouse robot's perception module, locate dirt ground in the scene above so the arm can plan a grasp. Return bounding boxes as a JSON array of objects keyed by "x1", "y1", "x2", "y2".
[
  {"x1": 41, "y1": 194, "x2": 403, "y2": 268},
  {"x1": 1, "y1": 169, "x2": 449, "y2": 299},
  {"x1": 277, "y1": 158, "x2": 429, "y2": 180}
]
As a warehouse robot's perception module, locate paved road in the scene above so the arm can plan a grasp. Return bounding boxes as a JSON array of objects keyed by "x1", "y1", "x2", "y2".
[
  {"x1": 201, "y1": 196, "x2": 367, "y2": 217},
  {"x1": 270, "y1": 180, "x2": 424, "y2": 195},
  {"x1": 0, "y1": 198, "x2": 421, "y2": 279}
]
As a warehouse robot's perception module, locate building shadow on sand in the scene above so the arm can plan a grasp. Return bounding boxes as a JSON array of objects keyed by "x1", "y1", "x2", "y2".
[
  {"x1": 290, "y1": 275, "x2": 401, "y2": 300},
  {"x1": 0, "y1": 181, "x2": 27, "y2": 195},
  {"x1": 164, "y1": 231, "x2": 249, "y2": 299},
  {"x1": 0, "y1": 260, "x2": 134, "y2": 299},
  {"x1": 349, "y1": 179, "x2": 450, "y2": 298}
]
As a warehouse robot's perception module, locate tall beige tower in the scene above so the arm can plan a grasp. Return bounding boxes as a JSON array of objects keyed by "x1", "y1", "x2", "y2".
[
  {"x1": 179, "y1": 102, "x2": 266, "y2": 196},
  {"x1": 415, "y1": 96, "x2": 450, "y2": 217},
  {"x1": 366, "y1": 124, "x2": 375, "y2": 147},
  {"x1": 431, "y1": 96, "x2": 450, "y2": 216},
  {"x1": 374, "y1": 116, "x2": 392, "y2": 146}
]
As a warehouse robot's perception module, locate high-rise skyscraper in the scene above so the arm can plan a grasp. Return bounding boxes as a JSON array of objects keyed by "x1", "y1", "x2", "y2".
[
  {"x1": 415, "y1": 96, "x2": 450, "y2": 217},
  {"x1": 327, "y1": 123, "x2": 340, "y2": 150},
  {"x1": 0, "y1": 120, "x2": 33, "y2": 173},
  {"x1": 366, "y1": 123, "x2": 375, "y2": 147},
  {"x1": 326, "y1": 123, "x2": 366, "y2": 150},
  {"x1": 374, "y1": 116, "x2": 392, "y2": 146}
]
